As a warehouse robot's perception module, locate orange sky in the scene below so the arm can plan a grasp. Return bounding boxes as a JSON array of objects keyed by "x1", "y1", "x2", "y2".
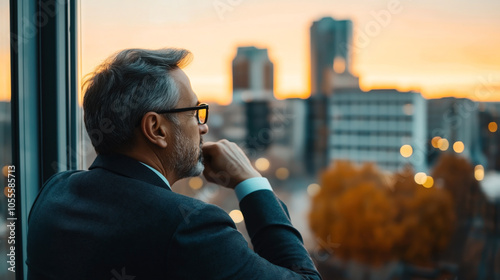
[
  {"x1": 0, "y1": 3, "x2": 9, "y2": 102},
  {"x1": 2, "y1": 0, "x2": 500, "y2": 103}
]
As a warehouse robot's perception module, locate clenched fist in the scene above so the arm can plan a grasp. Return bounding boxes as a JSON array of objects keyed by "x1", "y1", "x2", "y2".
[{"x1": 202, "y1": 140, "x2": 261, "y2": 189}]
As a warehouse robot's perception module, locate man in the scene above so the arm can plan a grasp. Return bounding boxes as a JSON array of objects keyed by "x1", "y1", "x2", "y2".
[{"x1": 27, "y1": 48, "x2": 322, "y2": 279}]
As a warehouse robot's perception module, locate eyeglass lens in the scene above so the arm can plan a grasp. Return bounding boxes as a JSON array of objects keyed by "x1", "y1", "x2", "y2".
[{"x1": 198, "y1": 108, "x2": 207, "y2": 124}]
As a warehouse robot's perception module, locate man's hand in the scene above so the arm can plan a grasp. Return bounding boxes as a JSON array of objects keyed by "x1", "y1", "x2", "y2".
[{"x1": 202, "y1": 140, "x2": 261, "y2": 189}]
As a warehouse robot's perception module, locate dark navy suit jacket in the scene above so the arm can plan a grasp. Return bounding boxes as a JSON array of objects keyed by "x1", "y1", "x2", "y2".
[{"x1": 27, "y1": 154, "x2": 322, "y2": 279}]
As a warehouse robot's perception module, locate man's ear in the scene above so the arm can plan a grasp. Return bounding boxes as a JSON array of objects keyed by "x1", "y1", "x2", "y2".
[{"x1": 140, "y1": 112, "x2": 169, "y2": 148}]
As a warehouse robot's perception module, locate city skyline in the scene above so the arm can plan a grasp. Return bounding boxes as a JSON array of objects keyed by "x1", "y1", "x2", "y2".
[
  {"x1": 81, "y1": 0, "x2": 500, "y2": 104},
  {"x1": 1, "y1": 2, "x2": 499, "y2": 278},
  {"x1": 1, "y1": 0, "x2": 500, "y2": 104}
]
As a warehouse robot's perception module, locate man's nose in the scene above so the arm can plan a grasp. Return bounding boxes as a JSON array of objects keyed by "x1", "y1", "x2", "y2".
[{"x1": 199, "y1": 123, "x2": 209, "y2": 135}]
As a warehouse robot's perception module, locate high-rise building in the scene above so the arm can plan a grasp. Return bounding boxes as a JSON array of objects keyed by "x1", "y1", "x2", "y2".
[
  {"x1": 310, "y1": 17, "x2": 355, "y2": 96},
  {"x1": 305, "y1": 95, "x2": 329, "y2": 174},
  {"x1": 245, "y1": 100, "x2": 271, "y2": 152},
  {"x1": 230, "y1": 46, "x2": 275, "y2": 152},
  {"x1": 427, "y1": 97, "x2": 486, "y2": 167},
  {"x1": 207, "y1": 97, "x2": 309, "y2": 175},
  {"x1": 199, "y1": 103, "x2": 246, "y2": 145},
  {"x1": 329, "y1": 89, "x2": 427, "y2": 172},
  {"x1": 232, "y1": 46, "x2": 274, "y2": 103},
  {"x1": 306, "y1": 17, "x2": 358, "y2": 175},
  {"x1": 269, "y1": 98, "x2": 308, "y2": 172}
]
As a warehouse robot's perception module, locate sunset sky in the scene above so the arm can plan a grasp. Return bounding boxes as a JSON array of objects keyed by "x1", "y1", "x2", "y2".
[{"x1": 2, "y1": 0, "x2": 500, "y2": 103}]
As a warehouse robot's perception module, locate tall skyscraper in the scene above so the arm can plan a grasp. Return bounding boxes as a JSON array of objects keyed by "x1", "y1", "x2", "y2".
[
  {"x1": 306, "y1": 17, "x2": 357, "y2": 175},
  {"x1": 230, "y1": 46, "x2": 274, "y2": 152},
  {"x1": 232, "y1": 46, "x2": 274, "y2": 103},
  {"x1": 310, "y1": 17, "x2": 354, "y2": 96}
]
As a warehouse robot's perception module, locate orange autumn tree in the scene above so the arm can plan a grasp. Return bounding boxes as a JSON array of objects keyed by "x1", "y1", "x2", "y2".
[
  {"x1": 309, "y1": 161, "x2": 455, "y2": 266},
  {"x1": 431, "y1": 153, "x2": 481, "y2": 221},
  {"x1": 392, "y1": 167, "x2": 455, "y2": 265},
  {"x1": 429, "y1": 153, "x2": 495, "y2": 265}
]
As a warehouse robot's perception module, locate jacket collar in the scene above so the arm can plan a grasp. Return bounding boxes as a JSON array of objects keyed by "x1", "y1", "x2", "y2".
[{"x1": 89, "y1": 153, "x2": 171, "y2": 191}]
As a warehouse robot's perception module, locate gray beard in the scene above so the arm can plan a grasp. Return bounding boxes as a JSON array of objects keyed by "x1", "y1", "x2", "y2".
[{"x1": 171, "y1": 130, "x2": 204, "y2": 180}]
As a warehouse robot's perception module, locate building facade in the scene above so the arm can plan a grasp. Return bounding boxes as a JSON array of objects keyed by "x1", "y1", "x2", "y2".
[
  {"x1": 232, "y1": 46, "x2": 274, "y2": 103},
  {"x1": 427, "y1": 97, "x2": 487, "y2": 167},
  {"x1": 328, "y1": 89, "x2": 427, "y2": 172},
  {"x1": 310, "y1": 17, "x2": 354, "y2": 96}
]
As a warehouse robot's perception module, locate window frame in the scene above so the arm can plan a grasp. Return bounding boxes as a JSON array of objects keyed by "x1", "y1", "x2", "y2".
[{"x1": 10, "y1": 1, "x2": 79, "y2": 279}]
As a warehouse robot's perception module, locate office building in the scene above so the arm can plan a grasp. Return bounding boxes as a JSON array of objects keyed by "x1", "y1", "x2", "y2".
[
  {"x1": 310, "y1": 17, "x2": 356, "y2": 96},
  {"x1": 232, "y1": 46, "x2": 274, "y2": 103},
  {"x1": 427, "y1": 97, "x2": 486, "y2": 167},
  {"x1": 305, "y1": 95, "x2": 330, "y2": 174},
  {"x1": 202, "y1": 103, "x2": 246, "y2": 145},
  {"x1": 306, "y1": 17, "x2": 360, "y2": 175},
  {"x1": 269, "y1": 98, "x2": 307, "y2": 170},
  {"x1": 329, "y1": 89, "x2": 427, "y2": 172}
]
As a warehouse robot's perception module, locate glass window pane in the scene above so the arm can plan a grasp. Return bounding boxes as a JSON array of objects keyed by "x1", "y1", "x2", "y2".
[{"x1": 79, "y1": 2, "x2": 500, "y2": 278}]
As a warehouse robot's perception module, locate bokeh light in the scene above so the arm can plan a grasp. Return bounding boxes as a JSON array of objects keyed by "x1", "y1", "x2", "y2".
[
  {"x1": 275, "y1": 167, "x2": 289, "y2": 180},
  {"x1": 4, "y1": 186, "x2": 12, "y2": 197},
  {"x1": 437, "y1": 138, "x2": 449, "y2": 151},
  {"x1": 474, "y1": 165, "x2": 485, "y2": 181},
  {"x1": 414, "y1": 172, "x2": 427, "y2": 185},
  {"x1": 488, "y1": 122, "x2": 498, "y2": 133},
  {"x1": 229, "y1": 209, "x2": 244, "y2": 224},
  {"x1": 423, "y1": 176, "x2": 434, "y2": 188},
  {"x1": 255, "y1": 158, "x2": 270, "y2": 171},
  {"x1": 188, "y1": 177, "x2": 203, "y2": 190},
  {"x1": 431, "y1": 136, "x2": 441, "y2": 148},
  {"x1": 307, "y1": 183, "x2": 321, "y2": 197},
  {"x1": 2, "y1": 165, "x2": 9, "y2": 177},
  {"x1": 400, "y1": 145, "x2": 413, "y2": 158},
  {"x1": 453, "y1": 141, "x2": 465, "y2": 153}
]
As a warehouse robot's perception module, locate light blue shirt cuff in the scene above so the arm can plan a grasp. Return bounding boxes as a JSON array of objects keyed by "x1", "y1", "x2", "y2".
[{"x1": 234, "y1": 177, "x2": 273, "y2": 202}]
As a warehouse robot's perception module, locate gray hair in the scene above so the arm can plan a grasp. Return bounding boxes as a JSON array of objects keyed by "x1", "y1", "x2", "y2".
[{"x1": 83, "y1": 48, "x2": 192, "y2": 154}]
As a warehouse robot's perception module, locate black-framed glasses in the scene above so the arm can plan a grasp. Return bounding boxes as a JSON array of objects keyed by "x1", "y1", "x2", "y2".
[{"x1": 156, "y1": 103, "x2": 209, "y2": 125}]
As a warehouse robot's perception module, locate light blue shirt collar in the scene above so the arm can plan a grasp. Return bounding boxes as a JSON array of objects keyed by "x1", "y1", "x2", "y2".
[{"x1": 139, "y1": 162, "x2": 171, "y2": 190}]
